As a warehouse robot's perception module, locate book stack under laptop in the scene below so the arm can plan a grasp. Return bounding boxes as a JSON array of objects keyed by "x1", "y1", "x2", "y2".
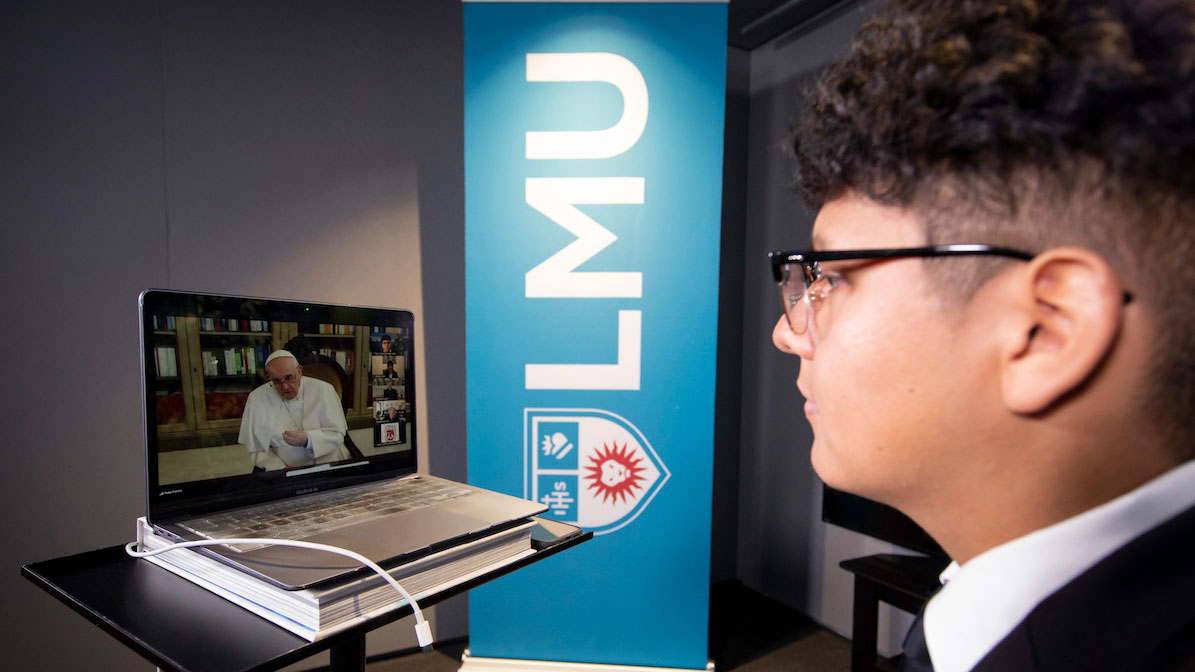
[{"x1": 134, "y1": 517, "x2": 536, "y2": 641}]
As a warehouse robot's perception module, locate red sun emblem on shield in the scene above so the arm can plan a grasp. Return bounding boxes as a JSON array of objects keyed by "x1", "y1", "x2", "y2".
[{"x1": 583, "y1": 442, "x2": 646, "y2": 504}]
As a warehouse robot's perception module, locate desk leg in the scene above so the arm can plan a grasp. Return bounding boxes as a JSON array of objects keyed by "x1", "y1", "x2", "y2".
[
  {"x1": 329, "y1": 635, "x2": 366, "y2": 672},
  {"x1": 851, "y1": 575, "x2": 879, "y2": 672}
]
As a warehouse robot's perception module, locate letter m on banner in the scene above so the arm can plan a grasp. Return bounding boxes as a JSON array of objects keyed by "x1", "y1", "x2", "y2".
[{"x1": 525, "y1": 177, "x2": 644, "y2": 299}]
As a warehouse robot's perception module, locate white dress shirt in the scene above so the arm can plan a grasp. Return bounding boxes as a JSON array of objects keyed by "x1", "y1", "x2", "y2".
[{"x1": 923, "y1": 459, "x2": 1195, "y2": 672}]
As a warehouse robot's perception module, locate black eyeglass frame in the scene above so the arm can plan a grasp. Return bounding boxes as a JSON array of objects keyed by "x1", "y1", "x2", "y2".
[
  {"x1": 768, "y1": 244, "x2": 1034, "y2": 284},
  {"x1": 769, "y1": 244, "x2": 1040, "y2": 337},
  {"x1": 768, "y1": 243, "x2": 1132, "y2": 337}
]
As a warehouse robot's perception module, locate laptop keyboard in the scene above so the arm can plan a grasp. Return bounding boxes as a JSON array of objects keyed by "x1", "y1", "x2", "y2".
[{"x1": 179, "y1": 477, "x2": 471, "y2": 552}]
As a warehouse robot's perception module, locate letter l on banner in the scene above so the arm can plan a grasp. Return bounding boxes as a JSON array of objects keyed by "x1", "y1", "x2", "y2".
[{"x1": 464, "y1": 2, "x2": 726, "y2": 670}]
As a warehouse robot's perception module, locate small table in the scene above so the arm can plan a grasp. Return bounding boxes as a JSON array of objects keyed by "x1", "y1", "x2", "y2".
[
  {"x1": 839, "y1": 553, "x2": 949, "y2": 672},
  {"x1": 22, "y1": 522, "x2": 590, "y2": 672}
]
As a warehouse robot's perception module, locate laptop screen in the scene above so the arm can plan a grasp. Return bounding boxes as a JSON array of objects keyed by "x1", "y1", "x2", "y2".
[{"x1": 139, "y1": 290, "x2": 417, "y2": 523}]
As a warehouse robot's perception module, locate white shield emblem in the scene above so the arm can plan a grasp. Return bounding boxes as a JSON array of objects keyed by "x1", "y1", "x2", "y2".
[{"x1": 525, "y1": 408, "x2": 669, "y2": 535}]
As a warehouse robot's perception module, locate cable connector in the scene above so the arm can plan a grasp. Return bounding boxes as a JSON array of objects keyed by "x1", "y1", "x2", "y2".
[{"x1": 415, "y1": 619, "x2": 433, "y2": 651}]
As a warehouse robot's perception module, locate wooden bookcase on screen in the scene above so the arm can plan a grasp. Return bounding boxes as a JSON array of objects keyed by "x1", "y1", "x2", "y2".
[
  {"x1": 150, "y1": 319, "x2": 375, "y2": 451},
  {"x1": 298, "y1": 323, "x2": 374, "y2": 431}
]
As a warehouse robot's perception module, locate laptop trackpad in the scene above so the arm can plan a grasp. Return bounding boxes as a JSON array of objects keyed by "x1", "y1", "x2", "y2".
[{"x1": 307, "y1": 508, "x2": 491, "y2": 562}]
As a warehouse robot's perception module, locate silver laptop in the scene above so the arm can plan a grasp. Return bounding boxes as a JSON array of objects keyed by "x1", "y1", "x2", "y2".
[{"x1": 139, "y1": 289, "x2": 545, "y2": 590}]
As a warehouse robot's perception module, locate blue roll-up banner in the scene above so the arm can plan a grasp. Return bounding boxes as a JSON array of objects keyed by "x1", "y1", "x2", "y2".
[{"x1": 464, "y1": 2, "x2": 727, "y2": 670}]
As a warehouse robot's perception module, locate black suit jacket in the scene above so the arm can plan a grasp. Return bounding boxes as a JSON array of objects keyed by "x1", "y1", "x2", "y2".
[{"x1": 970, "y1": 501, "x2": 1195, "y2": 671}]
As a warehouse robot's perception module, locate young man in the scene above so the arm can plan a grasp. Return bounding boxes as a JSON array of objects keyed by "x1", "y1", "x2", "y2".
[{"x1": 771, "y1": 1, "x2": 1195, "y2": 670}]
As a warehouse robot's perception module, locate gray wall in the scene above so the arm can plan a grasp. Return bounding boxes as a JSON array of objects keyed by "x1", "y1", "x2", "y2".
[
  {"x1": 733, "y1": 0, "x2": 917, "y2": 655},
  {"x1": 2, "y1": 1, "x2": 466, "y2": 669},
  {"x1": 710, "y1": 44, "x2": 750, "y2": 585}
]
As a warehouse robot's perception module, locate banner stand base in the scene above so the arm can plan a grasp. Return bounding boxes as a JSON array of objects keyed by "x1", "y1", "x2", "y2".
[{"x1": 459, "y1": 651, "x2": 715, "y2": 672}]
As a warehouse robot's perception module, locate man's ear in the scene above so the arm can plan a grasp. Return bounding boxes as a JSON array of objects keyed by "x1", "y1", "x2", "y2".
[{"x1": 1001, "y1": 247, "x2": 1126, "y2": 414}]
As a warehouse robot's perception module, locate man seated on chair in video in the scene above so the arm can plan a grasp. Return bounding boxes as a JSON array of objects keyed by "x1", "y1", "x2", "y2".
[
  {"x1": 771, "y1": 1, "x2": 1195, "y2": 670},
  {"x1": 238, "y1": 349, "x2": 350, "y2": 471}
]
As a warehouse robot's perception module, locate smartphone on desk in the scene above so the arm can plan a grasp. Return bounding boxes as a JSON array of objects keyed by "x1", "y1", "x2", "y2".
[{"x1": 530, "y1": 517, "x2": 584, "y2": 550}]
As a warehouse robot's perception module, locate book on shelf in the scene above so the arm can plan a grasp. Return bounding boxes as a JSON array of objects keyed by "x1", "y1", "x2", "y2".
[
  {"x1": 317, "y1": 347, "x2": 354, "y2": 372},
  {"x1": 154, "y1": 346, "x2": 177, "y2": 377},
  {"x1": 198, "y1": 317, "x2": 270, "y2": 333},
  {"x1": 133, "y1": 517, "x2": 537, "y2": 642},
  {"x1": 202, "y1": 345, "x2": 268, "y2": 377}
]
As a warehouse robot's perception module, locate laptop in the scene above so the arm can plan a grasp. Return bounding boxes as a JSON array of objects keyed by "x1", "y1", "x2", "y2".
[{"x1": 139, "y1": 289, "x2": 546, "y2": 590}]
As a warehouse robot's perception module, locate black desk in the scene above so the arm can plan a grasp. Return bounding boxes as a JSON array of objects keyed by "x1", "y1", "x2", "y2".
[
  {"x1": 22, "y1": 525, "x2": 590, "y2": 672},
  {"x1": 839, "y1": 553, "x2": 949, "y2": 672}
]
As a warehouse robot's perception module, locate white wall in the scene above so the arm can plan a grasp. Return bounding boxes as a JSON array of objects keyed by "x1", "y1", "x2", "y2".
[{"x1": 1, "y1": 1, "x2": 467, "y2": 669}]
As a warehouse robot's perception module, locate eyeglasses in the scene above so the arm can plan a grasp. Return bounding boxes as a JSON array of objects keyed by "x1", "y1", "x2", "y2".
[
  {"x1": 270, "y1": 373, "x2": 299, "y2": 388},
  {"x1": 768, "y1": 244, "x2": 1035, "y2": 340}
]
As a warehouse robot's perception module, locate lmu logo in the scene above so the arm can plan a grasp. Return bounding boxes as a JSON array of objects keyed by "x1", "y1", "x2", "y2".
[{"x1": 524, "y1": 408, "x2": 668, "y2": 535}]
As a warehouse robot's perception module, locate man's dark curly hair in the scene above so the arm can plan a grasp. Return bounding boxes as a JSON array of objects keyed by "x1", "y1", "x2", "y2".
[{"x1": 790, "y1": 0, "x2": 1195, "y2": 447}]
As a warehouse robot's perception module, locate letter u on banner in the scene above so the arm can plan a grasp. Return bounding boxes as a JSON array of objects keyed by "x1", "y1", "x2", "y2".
[
  {"x1": 525, "y1": 53, "x2": 649, "y2": 159},
  {"x1": 464, "y1": 2, "x2": 727, "y2": 670}
]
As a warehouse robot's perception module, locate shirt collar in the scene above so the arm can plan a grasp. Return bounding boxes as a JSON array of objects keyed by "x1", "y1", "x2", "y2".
[{"x1": 923, "y1": 459, "x2": 1195, "y2": 672}]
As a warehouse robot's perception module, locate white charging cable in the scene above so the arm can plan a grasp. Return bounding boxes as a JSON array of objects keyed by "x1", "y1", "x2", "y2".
[{"x1": 125, "y1": 538, "x2": 433, "y2": 649}]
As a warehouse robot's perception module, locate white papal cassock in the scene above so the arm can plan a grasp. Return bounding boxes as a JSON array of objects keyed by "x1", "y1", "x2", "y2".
[{"x1": 238, "y1": 376, "x2": 350, "y2": 471}]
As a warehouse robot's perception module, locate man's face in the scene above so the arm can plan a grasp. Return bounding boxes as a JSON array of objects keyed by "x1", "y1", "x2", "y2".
[
  {"x1": 775, "y1": 196, "x2": 986, "y2": 505},
  {"x1": 266, "y1": 358, "x2": 303, "y2": 401},
  {"x1": 382, "y1": 339, "x2": 393, "y2": 352}
]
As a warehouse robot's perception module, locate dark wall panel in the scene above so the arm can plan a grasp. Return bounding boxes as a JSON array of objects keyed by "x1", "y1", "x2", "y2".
[
  {"x1": 1, "y1": 1, "x2": 466, "y2": 667},
  {"x1": 2, "y1": 2, "x2": 168, "y2": 670}
]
